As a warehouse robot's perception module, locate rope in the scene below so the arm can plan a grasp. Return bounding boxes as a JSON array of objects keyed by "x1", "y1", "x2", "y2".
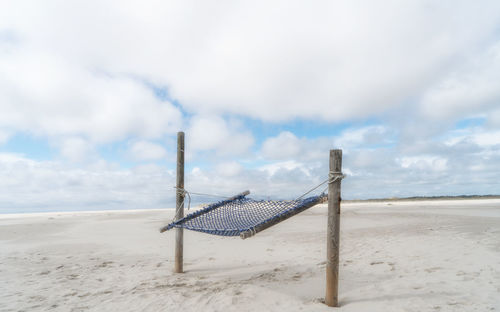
[
  {"x1": 173, "y1": 187, "x2": 230, "y2": 199},
  {"x1": 170, "y1": 187, "x2": 191, "y2": 223},
  {"x1": 295, "y1": 177, "x2": 329, "y2": 200},
  {"x1": 320, "y1": 185, "x2": 329, "y2": 195},
  {"x1": 170, "y1": 187, "x2": 233, "y2": 222},
  {"x1": 295, "y1": 171, "x2": 346, "y2": 200},
  {"x1": 179, "y1": 188, "x2": 191, "y2": 211},
  {"x1": 328, "y1": 171, "x2": 346, "y2": 184}
]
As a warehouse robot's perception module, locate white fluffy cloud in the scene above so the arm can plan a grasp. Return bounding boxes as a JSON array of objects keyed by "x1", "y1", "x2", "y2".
[
  {"x1": 419, "y1": 42, "x2": 500, "y2": 125},
  {"x1": 58, "y1": 137, "x2": 96, "y2": 163},
  {"x1": 398, "y1": 156, "x2": 448, "y2": 172},
  {"x1": 261, "y1": 132, "x2": 302, "y2": 160},
  {"x1": 260, "y1": 126, "x2": 396, "y2": 162},
  {"x1": 2, "y1": 0, "x2": 499, "y2": 126},
  {"x1": 0, "y1": 130, "x2": 9, "y2": 145},
  {"x1": 187, "y1": 115, "x2": 254, "y2": 156},
  {"x1": 256, "y1": 124, "x2": 500, "y2": 199},
  {"x1": 215, "y1": 161, "x2": 243, "y2": 177},
  {"x1": 129, "y1": 141, "x2": 168, "y2": 161},
  {"x1": 0, "y1": 51, "x2": 182, "y2": 143},
  {"x1": 445, "y1": 128, "x2": 500, "y2": 147},
  {"x1": 334, "y1": 126, "x2": 396, "y2": 149},
  {"x1": 0, "y1": 153, "x2": 175, "y2": 213}
]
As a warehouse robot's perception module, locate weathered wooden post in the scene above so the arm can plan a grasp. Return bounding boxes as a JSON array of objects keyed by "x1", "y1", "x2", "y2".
[
  {"x1": 325, "y1": 149, "x2": 342, "y2": 307},
  {"x1": 174, "y1": 131, "x2": 185, "y2": 273}
]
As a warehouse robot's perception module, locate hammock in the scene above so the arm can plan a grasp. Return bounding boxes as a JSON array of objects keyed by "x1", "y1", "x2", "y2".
[{"x1": 160, "y1": 191, "x2": 326, "y2": 239}]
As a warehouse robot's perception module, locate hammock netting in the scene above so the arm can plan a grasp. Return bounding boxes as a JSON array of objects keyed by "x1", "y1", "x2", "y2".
[{"x1": 162, "y1": 193, "x2": 326, "y2": 238}]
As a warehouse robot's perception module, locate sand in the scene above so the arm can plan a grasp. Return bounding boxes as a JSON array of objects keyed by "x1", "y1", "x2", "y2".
[{"x1": 1, "y1": 199, "x2": 499, "y2": 311}]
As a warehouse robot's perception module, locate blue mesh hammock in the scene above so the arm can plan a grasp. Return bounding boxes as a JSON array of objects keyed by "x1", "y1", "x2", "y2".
[{"x1": 160, "y1": 191, "x2": 326, "y2": 239}]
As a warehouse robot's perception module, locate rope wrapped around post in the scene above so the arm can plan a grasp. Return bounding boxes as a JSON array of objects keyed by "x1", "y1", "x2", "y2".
[
  {"x1": 328, "y1": 171, "x2": 345, "y2": 184},
  {"x1": 174, "y1": 187, "x2": 191, "y2": 212}
]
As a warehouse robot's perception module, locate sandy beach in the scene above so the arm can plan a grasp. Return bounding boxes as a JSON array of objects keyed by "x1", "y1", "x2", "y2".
[{"x1": 1, "y1": 199, "x2": 499, "y2": 311}]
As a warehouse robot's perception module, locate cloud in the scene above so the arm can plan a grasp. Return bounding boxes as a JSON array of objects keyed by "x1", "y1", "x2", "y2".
[
  {"x1": 398, "y1": 156, "x2": 448, "y2": 172},
  {"x1": 58, "y1": 137, "x2": 96, "y2": 163},
  {"x1": 256, "y1": 124, "x2": 500, "y2": 199},
  {"x1": 0, "y1": 153, "x2": 175, "y2": 213},
  {"x1": 444, "y1": 127, "x2": 500, "y2": 148},
  {"x1": 2, "y1": 117, "x2": 500, "y2": 214},
  {"x1": 0, "y1": 130, "x2": 9, "y2": 145},
  {"x1": 215, "y1": 161, "x2": 243, "y2": 177},
  {"x1": 487, "y1": 109, "x2": 500, "y2": 128},
  {"x1": 184, "y1": 160, "x2": 325, "y2": 201},
  {"x1": 334, "y1": 126, "x2": 396, "y2": 150},
  {"x1": 187, "y1": 115, "x2": 254, "y2": 156},
  {"x1": 260, "y1": 126, "x2": 396, "y2": 162},
  {"x1": 258, "y1": 160, "x2": 310, "y2": 177},
  {"x1": 0, "y1": 43, "x2": 182, "y2": 146},
  {"x1": 2, "y1": 0, "x2": 499, "y2": 127},
  {"x1": 259, "y1": 131, "x2": 335, "y2": 162},
  {"x1": 419, "y1": 42, "x2": 500, "y2": 125},
  {"x1": 166, "y1": 1, "x2": 500, "y2": 123},
  {"x1": 129, "y1": 141, "x2": 168, "y2": 161},
  {"x1": 471, "y1": 131, "x2": 500, "y2": 147},
  {"x1": 261, "y1": 132, "x2": 302, "y2": 160}
]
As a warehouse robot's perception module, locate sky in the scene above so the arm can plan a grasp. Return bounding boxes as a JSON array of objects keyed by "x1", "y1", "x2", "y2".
[{"x1": 1, "y1": 0, "x2": 500, "y2": 213}]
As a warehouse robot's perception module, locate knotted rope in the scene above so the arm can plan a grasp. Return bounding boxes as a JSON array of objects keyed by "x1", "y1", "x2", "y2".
[{"x1": 328, "y1": 171, "x2": 346, "y2": 184}]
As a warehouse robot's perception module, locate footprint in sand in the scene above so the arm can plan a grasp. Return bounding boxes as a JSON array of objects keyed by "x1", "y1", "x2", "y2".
[
  {"x1": 292, "y1": 273, "x2": 302, "y2": 280},
  {"x1": 96, "y1": 261, "x2": 114, "y2": 268},
  {"x1": 67, "y1": 274, "x2": 79, "y2": 280},
  {"x1": 425, "y1": 267, "x2": 442, "y2": 273}
]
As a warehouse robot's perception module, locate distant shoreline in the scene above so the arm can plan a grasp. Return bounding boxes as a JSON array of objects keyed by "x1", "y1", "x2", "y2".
[
  {"x1": 344, "y1": 194, "x2": 500, "y2": 203},
  {"x1": 2, "y1": 195, "x2": 500, "y2": 216}
]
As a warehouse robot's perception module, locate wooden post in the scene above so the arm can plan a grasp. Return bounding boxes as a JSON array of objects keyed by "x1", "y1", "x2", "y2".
[
  {"x1": 174, "y1": 131, "x2": 185, "y2": 273},
  {"x1": 325, "y1": 149, "x2": 342, "y2": 307}
]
